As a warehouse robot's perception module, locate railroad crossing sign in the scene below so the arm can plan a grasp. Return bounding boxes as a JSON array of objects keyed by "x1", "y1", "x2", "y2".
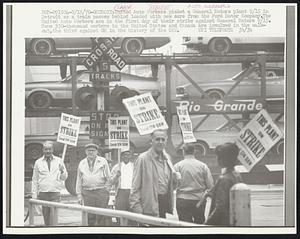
[
  {"x1": 84, "y1": 38, "x2": 127, "y2": 141},
  {"x1": 83, "y1": 37, "x2": 126, "y2": 70}
]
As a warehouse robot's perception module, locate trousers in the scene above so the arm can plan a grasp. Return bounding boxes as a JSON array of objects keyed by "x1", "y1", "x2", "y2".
[
  {"x1": 38, "y1": 192, "x2": 60, "y2": 226},
  {"x1": 115, "y1": 189, "x2": 131, "y2": 226},
  {"x1": 158, "y1": 194, "x2": 168, "y2": 219},
  {"x1": 82, "y1": 188, "x2": 110, "y2": 226},
  {"x1": 176, "y1": 198, "x2": 206, "y2": 224}
]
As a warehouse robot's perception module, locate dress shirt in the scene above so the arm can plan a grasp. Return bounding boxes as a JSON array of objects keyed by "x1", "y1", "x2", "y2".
[
  {"x1": 76, "y1": 156, "x2": 111, "y2": 196},
  {"x1": 174, "y1": 155, "x2": 214, "y2": 200},
  {"x1": 120, "y1": 161, "x2": 134, "y2": 189},
  {"x1": 32, "y1": 155, "x2": 68, "y2": 198},
  {"x1": 151, "y1": 150, "x2": 171, "y2": 195}
]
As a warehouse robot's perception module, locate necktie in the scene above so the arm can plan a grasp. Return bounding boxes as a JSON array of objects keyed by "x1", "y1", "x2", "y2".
[
  {"x1": 46, "y1": 158, "x2": 51, "y2": 171},
  {"x1": 88, "y1": 159, "x2": 95, "y2": 172}
]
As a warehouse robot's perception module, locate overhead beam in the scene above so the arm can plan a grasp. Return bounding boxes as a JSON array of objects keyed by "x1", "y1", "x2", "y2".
[{"x1": 26, "y1": 52, "x2": 284, "y2": 66}]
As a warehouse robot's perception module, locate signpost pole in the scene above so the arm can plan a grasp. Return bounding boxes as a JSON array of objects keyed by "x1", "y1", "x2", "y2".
[
  {"x1": 61, "y1": 144, "x2": 68, "y2": 162},
  {"x1": 118, "y1": 148, "x2": 121, "y2": 191},
  {"x1": 118, "y1": 148, "x2": 121, "y2": 172},
  {"x1": 97, "y1": 65, "x2": 106, "y2": 150},
  {"x1": 84, "y1": 38, "x2": 125, "y2": 156}
]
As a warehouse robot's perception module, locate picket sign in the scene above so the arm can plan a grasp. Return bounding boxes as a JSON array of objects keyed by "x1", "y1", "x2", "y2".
[
  {"x1": 57, "y1": 113, "x2": 81, "y2": 162},
  {"x1": 176, "y1": 105, "x2": 196, "y2": 143},
  {"x1": 122, "y1": 92, "x2": 168, "y2": 135},
  {"x1": 235, "y1": 109, "x2": 283, "y2": 171},
  {"x1": 108, "y1": 116, "x2": 130, "y2": 183}
]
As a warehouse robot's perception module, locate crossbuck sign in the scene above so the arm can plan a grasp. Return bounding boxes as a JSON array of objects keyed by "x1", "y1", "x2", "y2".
[{"x1": 83, "y1": 37, "x2": 126, "y2": 70}]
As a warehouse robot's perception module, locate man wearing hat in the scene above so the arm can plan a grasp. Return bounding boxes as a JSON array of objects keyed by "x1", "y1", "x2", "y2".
[
  {"x1": 110, "y1": 148, "x2": 134, "y2": 226},
  {"x1": 32, "y1": 141, "x2": 68, "y2": 226},
  {"x1": 76, "y1": 143, "x2": 111, "y2": 226}
]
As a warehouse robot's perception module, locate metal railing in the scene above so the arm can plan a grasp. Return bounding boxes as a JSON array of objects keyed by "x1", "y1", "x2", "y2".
[
  {"x1": 28, "y1": 199, "x2": 200, "y2": 227},
  {"x1": 28, "y1": 183, "x2": 251, "y2": 227}
]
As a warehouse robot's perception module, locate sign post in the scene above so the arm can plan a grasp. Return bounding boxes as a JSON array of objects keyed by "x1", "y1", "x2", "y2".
[
  {"x1": 57, "y1": 113, "x2": 81, "y2": 161},
  {"x1": 235, "y1": 109, "x2": 283, "y2": 171},
  {"x1": 83, "y1": 37, "x2": 126, "y2": 153}
]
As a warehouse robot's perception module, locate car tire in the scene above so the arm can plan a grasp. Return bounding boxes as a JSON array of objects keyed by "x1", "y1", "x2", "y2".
[
  {"x1": 25, "y1": 143, "x2": 43, "y2": 178},
  {"x1": 30, "y1": 38, "x2": 54, "y2": 56},
  {"x1": 25, "y1": 143, "x2": 43, "y2": 161},
  {"x1": 74, "y1": 87, "x2": 97, "y2": 111},
  {"x1": 194, "y1": 141, "x2": 209, "y2": 156},
  {"x1": 276, "y1": 140, "x2": 284, "y2": 155},
  {"x1": 28, "y1": 91, "x2": 52, "y2": 109},
  {"x1": 122, "y1": 38, "x2": 144, "y2": 54},
  {"x1": 205, "y1": 89, "x2": 225, "y2": 99},
  {"x1": 65, "y1": 171, "x2": 77, "y2": 196},
  {"x1": 208, "y1": 37, "x2": 232, "y2": 55}
]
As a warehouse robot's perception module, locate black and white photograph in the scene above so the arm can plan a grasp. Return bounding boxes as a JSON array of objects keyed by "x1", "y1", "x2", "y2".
[{"x1": 3, "y1": 2, "x2": 297, "y2": 235}]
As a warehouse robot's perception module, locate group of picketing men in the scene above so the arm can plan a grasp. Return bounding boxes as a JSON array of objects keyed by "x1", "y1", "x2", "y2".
[{"x1": 32, "y1": 129, "x2": 242, "y2": 227}]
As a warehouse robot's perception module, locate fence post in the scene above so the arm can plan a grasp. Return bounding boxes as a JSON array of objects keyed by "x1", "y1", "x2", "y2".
[
  {"x1": 28, "y1": 201, "x2": 34, "y2": 226},
  {"x1": 120, "y1": 217, "x2": 128, "y2": 226},
  {"x1": 50, "y1": 207, "x2": 58, "y2": 226},
  {"x1": 230, "y1": 183, "x2": 251, "y2": 226},
  {"x1": 82, "y1": 211, "x2": 88, "y2": 226}
]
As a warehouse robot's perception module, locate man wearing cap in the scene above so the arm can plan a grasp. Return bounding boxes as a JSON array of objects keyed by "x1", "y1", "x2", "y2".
[
  {"x1": 110, "y1": 148, "x2": 134, "y2": 226},
  {"x1": 32, "y1": 141, "x2": 68, "y2": 226},
  {"x1": 76, "y1": 143, "x2": 111, "y2": 226},
  {"x1": 130, "y1": 129, "x2": 179, "y2": 219}
]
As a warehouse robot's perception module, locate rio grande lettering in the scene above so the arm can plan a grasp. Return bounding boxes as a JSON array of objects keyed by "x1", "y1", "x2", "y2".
[{"x1": 175, "y1": 99, "x2": 263, "y2": 113}]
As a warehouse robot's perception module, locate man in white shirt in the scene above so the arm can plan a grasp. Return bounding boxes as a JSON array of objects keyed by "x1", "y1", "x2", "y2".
[
  {"x1": 110, "y1": 149, "x2": 134, "y2": 226},
  {"x1": 76, "y1": 143, "x2": 111, "y2": 226},
  {"x1": 32, "y1": 141, "x2": 68, "y2": 226}
]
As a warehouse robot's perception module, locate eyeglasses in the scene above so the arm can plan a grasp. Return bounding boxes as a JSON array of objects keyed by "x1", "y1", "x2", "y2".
[{"x1": 155, "y1": 137, "x2": 166, "y2": 142}]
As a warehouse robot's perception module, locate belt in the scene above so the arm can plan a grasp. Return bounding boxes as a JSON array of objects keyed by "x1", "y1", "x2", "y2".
[
  {"x1": 82, "y1": 187, "x2": 106, "y2": 191},
  {"x1": 158, "y1": 193, "x2": 168, "y2": 197}
]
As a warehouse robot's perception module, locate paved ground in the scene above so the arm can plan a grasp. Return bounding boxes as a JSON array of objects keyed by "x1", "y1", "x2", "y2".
[{"x1": 24, "y1": 184, "x2": 284, "y2": 227}]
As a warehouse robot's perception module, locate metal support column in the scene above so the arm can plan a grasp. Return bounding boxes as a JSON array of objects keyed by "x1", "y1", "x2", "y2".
[
  {"x1": 259, "y1": 54, "x2": 267, "y2": 99},
  {"x1": 164, "y1": 58, "x2": 175, "y2": 154},
  {"x1": 165, "y1": 58, "x2": 172, "y2": 132},
  {"x1": 70, "y1": 58, "x2": 77, "y2": 115}
]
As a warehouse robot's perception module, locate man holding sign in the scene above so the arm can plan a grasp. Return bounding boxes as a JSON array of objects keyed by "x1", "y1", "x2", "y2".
[{"x1": 31, "y1": 141, "x2": 68, "y2": 226}]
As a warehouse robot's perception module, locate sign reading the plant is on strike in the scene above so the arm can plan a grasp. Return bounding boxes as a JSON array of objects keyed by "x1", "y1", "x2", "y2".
[
  {"x1": 235, "y1": 109, "x2": 283, "y2": 171},
  {"x1": 108, "y1": 116, "x2": 130, "y2": 151},
  {"x1": 123, "y1": 92, "x2": 168, "y2": 135},
  {"x1": 57, "y1": 113, "x2": 81, "y2": 146}
]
